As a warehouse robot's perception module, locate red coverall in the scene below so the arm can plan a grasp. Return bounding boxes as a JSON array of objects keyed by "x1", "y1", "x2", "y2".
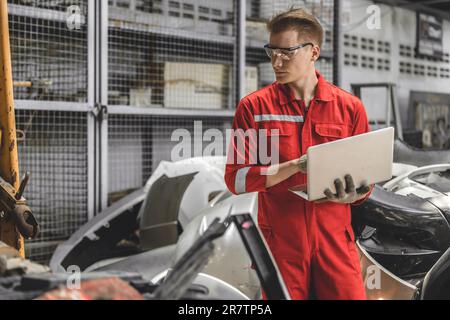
[{"x1": 225, "y1": 71, "x2": 371, "y2": 300}]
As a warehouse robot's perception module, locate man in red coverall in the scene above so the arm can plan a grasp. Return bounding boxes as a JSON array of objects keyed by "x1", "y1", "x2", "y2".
[{"x1": 224, "y1": 8, "x2": 373, "y2": 300}]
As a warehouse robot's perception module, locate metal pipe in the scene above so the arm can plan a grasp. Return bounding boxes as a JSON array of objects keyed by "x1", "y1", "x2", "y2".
[
  {"x1": 99, "y1": 0, "x2": 109, "y2": 213},
  {"x1": 236, "y1": 0, "x2": 246, "y2": 104},
  {"x1": 333, "y1": 0, "x2": 341, "y2": 86},
  {"x1": 0, "y1": 0, "x2": 24, "y2": 257}
]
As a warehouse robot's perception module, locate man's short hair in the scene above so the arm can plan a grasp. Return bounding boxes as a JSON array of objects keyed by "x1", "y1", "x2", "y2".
[{"x1": 266, "y1": 7, "x2": 324, "y2": 48}]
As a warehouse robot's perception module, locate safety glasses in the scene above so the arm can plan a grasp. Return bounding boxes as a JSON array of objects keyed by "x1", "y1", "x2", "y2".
[{"x1": 264, "y1": 42, "x2": 314, "y2": 61}]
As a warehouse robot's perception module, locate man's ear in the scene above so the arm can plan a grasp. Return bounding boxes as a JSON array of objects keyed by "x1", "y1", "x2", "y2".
[{"x1": 312, "y1": 45, "x2": 320, "y2": 62}]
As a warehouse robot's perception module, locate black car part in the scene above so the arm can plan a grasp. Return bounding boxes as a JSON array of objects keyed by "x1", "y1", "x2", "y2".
[
  {"x1": 352, "y1": 185, "x2": 450, "y2": 279},
  {"x1": 421, "y1": 247, "x2": 450, "y2": 299},
  {"x1": 51, "y1": 188, "x2": 145, "y2": 272}
]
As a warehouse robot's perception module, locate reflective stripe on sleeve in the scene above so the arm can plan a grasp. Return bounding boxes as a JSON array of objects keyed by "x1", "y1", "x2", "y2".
[{"x1": 235, "y1": 166, "x2": 251, "y2": 194}]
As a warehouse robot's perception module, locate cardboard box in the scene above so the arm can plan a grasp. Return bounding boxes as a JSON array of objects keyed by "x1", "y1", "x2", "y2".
[{"x1": 164, "y1": 62, "x2": 227, "y2": 109}]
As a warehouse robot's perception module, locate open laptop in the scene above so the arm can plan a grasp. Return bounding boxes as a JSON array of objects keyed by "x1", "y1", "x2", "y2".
[{"x1": 290, "y1": 127, "x2": 394, "y2": 201}]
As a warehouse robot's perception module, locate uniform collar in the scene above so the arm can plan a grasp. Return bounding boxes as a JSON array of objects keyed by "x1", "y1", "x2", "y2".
[{"x1": 276, "y1": 70, "x2": 334, "y2": 106}]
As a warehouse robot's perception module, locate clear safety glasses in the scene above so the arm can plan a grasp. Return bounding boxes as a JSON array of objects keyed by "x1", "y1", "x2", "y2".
[{"x1": 264, "y1": 42, "x2": 314, "y2": 61}]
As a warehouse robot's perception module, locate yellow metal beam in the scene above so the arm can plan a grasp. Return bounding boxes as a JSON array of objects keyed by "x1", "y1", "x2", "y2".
[{"x1": 0, "y1": 0, "x2": 24, "y2": 257}]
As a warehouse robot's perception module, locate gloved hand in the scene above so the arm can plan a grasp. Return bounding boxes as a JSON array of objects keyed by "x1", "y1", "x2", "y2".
[
  {"x1": 295, "y1": 154, "x2": 307, "y2": 174},
  {"x1": 322, "y1": 174, "x2": 371, "y2": 204}
]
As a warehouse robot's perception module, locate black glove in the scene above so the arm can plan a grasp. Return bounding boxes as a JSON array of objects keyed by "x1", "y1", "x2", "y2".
[{"x1": 322, "y1": 174, "x2": 371, "y2": 204}]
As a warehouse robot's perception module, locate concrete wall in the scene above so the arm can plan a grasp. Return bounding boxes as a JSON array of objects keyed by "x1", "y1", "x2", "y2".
[{"x1": 340, "y1": 0, "x2": 450, "y2": 129}]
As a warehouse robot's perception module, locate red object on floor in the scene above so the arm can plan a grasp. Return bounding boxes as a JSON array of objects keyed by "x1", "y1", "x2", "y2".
[
  {"x1": 37, "y1": 277, "x2": 144, "y2": 300},
  {"x1": 225, "y1": 72, "x2": 371, "y2": 300}
]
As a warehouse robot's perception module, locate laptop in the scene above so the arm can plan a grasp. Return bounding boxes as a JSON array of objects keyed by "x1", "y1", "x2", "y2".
[{"x1": 290, "y1": 127, "x2": 394, "y2": 201}]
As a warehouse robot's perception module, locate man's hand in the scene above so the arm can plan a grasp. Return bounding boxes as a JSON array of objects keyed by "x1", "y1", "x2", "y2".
[
  {"x1": 321, "y1": 174, "x2": 371, "y2": 204},
  {"x1": 294, "y1": 154, "x2": 307, "y2": 174},
  {"x1": 265, "y1": 156, "x2": 307, "y2": 188}
]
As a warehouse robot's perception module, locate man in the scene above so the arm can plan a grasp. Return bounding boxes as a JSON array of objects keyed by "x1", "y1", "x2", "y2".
[{"x1": 224, "y1": 8, "x2": 372, "y2": 300}]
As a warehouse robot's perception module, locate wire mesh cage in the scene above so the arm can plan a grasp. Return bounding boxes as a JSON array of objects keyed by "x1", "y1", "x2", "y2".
[
  {"x1": 246, "y1": 0, "x2": 335, "y2": 86},
  {"x1": 107, "y1": 0, "x2": 239, "y2": 202},
  {"x1": 8, "y1": 0, "x2": 88, "y2": 102},
  {"x1": 108, "y1": 0, "x2": 237, "y2": 109},
  {"x1": 16, "y1": 109, "x2": 89, "y2": 264},
  {"x1": 1, "y1": 0, "x2": 337, "y2": 265},
  {"x1": 108, "y1": 113, "x2": 233, "y2": 203},
  {"x1": 258, "y1": 0, "x2": 334, "y2": 31}
]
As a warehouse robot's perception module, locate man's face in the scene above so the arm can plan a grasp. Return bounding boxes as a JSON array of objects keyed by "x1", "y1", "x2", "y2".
[{"x1": 268, "y1": 29, "x2": 318, "y2": 84}]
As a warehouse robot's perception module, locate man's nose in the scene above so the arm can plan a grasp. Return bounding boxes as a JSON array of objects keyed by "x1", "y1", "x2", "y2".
[{"x1": 272, "y1": 54, "x2": 283, "y2": 68}]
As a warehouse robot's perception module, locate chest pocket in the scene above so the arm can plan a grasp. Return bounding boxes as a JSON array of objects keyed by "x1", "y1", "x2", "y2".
[
  {"x1": 313, "y1": 123, "x2": 351, "y2": 144},
  {"x1": 258, "y1": 123, "x2": 300, "y2": 163}
]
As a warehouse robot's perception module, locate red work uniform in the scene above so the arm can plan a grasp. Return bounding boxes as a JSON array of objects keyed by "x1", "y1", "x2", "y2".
[{"x1": 224, "y1": 71, "x2": 371, "y2": 300}]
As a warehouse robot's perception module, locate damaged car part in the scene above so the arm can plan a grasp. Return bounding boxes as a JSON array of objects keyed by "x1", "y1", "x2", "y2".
[
  {"x1": 353, "y1": 164, "x2": 450, "y2": 299},
  {"x1": 139, "y1": 172, "x2": 197, "y2": 251},
  {"x1": 50, "y1": 188, "x2": 146, "y2": 272},
  {"x1": 152, "y1": 216, "x2": 231, "y2": 300},
  {"x1": 51, "y1": 157, "x2": 227, "y2": 273}
]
